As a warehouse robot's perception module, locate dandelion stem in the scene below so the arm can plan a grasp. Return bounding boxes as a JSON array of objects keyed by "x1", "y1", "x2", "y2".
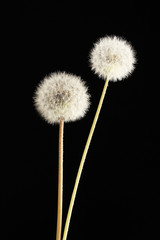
[
  {"x1": 56, "y1": 118, "x2": 64, "y2": 240},
  {"x1": 62, "y1": 78, "x2": 109, "y2": 240}
]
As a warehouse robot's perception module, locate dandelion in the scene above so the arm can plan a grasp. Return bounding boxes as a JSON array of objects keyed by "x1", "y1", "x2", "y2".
[
  {"x1": 34, "y1": 72, "x2": 90, "y2": 124},
  {"x1": 89, "y1": 35, "x2": 136, "y2": 81},
  {"x1": 34, "y1": 72, "x2": 90, "y2": 240},
  {"x1": 62, "y1": 36, "x2": 136, "y2": 240}
]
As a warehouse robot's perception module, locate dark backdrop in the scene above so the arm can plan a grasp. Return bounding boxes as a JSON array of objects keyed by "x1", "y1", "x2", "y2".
[{"x1": 4, "y1": 1, "x2": 160, "y2": 240}]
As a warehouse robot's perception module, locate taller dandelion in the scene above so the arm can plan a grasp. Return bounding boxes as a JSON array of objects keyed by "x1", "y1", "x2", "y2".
[
  {"x1": 62, "y1": 36, "x2": 136, "y2": 240},
  {"x1": 34, "y1": 72, "x2": 90, "y2": 240}
]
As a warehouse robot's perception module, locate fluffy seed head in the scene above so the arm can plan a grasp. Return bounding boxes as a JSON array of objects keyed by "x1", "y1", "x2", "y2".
[
  {"x1": 89, "y1": 36, "x2": 136, "y2": 81},
  {"x1": 34, "y1": 72, "x2": 90, "y2": 124}
]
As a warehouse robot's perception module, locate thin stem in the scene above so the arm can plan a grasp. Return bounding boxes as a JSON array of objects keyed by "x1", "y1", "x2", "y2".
[
  {"x1": 56, "y1": 118, "x2": 64, "y2": 240},
  {"x1": 62, "y1": 78, "x2": 109, "y2": 240}
]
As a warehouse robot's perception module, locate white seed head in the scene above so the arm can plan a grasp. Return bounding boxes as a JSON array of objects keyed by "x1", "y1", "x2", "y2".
[
  {"x1": 89, "y1": 36, "x2": 136, "y2": 81},
  {"x1": 34, "y1": 72, "x2": 90, "y2": 124}
]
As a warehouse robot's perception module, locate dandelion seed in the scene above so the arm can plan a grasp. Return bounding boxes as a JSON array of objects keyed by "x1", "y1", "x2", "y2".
[
  {"x1": 89, "y1": 35, "x2": 136, "y2": 81},
  {"x1": 34, "y1": 72, "x2": 90, "y2": 124}
]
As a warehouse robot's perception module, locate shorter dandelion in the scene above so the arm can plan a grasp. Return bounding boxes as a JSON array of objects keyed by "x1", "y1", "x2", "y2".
[
  {"x1": 34, "y1": 72, "x2": 90, "y2": 240},
  {"x1": 34, "y1": 72, "x2": 90, "y2": 124},
  {"x1": 62, "y1": 36, "x2": 136, "y2": 240}
]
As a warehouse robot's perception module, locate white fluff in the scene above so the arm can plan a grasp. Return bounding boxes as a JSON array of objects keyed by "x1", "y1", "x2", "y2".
[
  {"x1": 89, "y1": 36, "x2": 136, "y2": 81},
  {"x1": 34, "y1": 72, "x2": 90, "y2": 124}
]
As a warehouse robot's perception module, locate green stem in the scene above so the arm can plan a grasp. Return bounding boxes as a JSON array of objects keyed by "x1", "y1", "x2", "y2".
[
  {"x1": 62, "y1": 78, "x2": 109, "y2": 240},
  {"x1": 56, "y1": 118, "x2": 64, "y2": 240}
]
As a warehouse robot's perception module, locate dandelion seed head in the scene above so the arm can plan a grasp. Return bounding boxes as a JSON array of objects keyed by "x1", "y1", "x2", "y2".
[
  {"x1": 34, "y1": 72, "x2": 90, "y2": 124},
  {"x1": 89, "y1": 36, "x2": 136, "y2": 81}
]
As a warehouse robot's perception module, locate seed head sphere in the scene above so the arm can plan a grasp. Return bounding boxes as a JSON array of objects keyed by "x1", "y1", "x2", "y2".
[
  {"x1": 34, "y1": 72, "x2": 90, "y2": 124},
  {"x1": 90, "y1": 36, "x2": 136, "y2": 81}
]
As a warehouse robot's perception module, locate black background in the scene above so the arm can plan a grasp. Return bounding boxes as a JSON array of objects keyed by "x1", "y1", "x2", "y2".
[{"x1": 4, "y1": 1, "x2": 160, "y2": 240}]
